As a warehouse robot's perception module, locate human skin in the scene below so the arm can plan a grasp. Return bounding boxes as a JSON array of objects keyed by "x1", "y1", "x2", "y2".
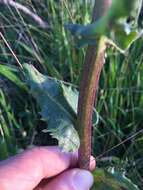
[{"x1": 0, "y1": 146, "x2": 95, "y2": 190}]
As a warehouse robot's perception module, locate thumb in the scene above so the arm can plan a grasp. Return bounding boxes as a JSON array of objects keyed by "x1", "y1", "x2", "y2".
[{"x1": 43, "y1": 169, "x2": 94, "y2": 190}]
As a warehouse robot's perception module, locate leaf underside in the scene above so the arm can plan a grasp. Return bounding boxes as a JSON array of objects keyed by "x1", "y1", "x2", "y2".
[
  {"x1": 65, "y1": 0, "x2": 143, "y2": 52},
  {"x1": 92, "y1": 168, "x2": 140, "y2": 190},
  {"x1": 23, "y1": 63, "x2": 80, "y2": 152}
]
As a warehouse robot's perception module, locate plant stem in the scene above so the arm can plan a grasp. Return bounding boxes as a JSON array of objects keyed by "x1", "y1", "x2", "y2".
[{"x1": 77, "y1": 0, "x2": 112, "y2": 170}]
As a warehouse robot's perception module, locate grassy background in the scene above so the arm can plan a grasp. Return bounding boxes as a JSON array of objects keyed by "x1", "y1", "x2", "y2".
[{"x1": 0, "y1": 0, "x2": 143, "y2": 188}]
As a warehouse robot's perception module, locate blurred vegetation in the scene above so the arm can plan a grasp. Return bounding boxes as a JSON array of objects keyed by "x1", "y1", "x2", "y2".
[{"x1": 0, "y1": 0, "x2": 143, "y2": 188}]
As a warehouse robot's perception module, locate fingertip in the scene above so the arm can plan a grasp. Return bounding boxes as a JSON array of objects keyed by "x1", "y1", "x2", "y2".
[
  {"x1": 90, "y1": 156, "x2": 96, "y2": 171},
  {"x1": 42, "y1": 169, "x2": 94, "y2": 190},
  {"x1": 73, "y1": 169, "x2": 94, "y2": 190}
]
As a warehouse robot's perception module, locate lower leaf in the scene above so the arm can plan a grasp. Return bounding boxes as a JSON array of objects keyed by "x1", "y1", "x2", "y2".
[{"x1": 91, "y1": 168, "x2": 139, "y2": 190}]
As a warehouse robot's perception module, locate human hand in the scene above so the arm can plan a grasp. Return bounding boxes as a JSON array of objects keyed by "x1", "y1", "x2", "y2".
[{"x1": 0, "y1": 146, "x2": 95, "y2": 190}]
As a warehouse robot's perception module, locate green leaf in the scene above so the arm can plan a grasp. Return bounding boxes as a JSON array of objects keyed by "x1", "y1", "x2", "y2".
[
  {"x1": 61, "y1": 84, "x2": 78, "y2": 113},
  {"x1": 23, "y1": 63, "x2": 80, "y2": 152},
  {"x1": 91, "y1": 168, "x2": 140, "y2": 190},
  {"x1": 65, "y1": 0, "x2": 143, "y2": 52},
  {"x1": 0, "y1": 64, "x2": 27, "y2": 90}
]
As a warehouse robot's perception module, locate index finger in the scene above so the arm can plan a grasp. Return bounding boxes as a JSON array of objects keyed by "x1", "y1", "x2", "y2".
[{"x1": 0, "y1": 146, "x2": 78, "y2": 190}]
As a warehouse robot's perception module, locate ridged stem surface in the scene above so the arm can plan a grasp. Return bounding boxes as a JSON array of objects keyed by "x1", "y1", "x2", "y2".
[{"x1": 78, "y1": 0, "x2": 112, "y2": 169}]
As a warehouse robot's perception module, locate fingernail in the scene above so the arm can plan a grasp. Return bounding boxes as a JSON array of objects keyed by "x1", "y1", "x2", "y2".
[{"x1": 73, "y1": 170, "x2": 94, "y2": 190}]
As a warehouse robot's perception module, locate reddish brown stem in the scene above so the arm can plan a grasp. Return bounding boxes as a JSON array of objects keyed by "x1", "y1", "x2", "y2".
[{"x1": 77, "y1": 0, "x2": 112, "y2": 170}]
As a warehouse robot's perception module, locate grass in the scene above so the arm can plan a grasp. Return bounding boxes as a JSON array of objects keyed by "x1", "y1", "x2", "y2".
[{"x1": 0, "y1": 0, "x2": 143, "y2": 188}]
